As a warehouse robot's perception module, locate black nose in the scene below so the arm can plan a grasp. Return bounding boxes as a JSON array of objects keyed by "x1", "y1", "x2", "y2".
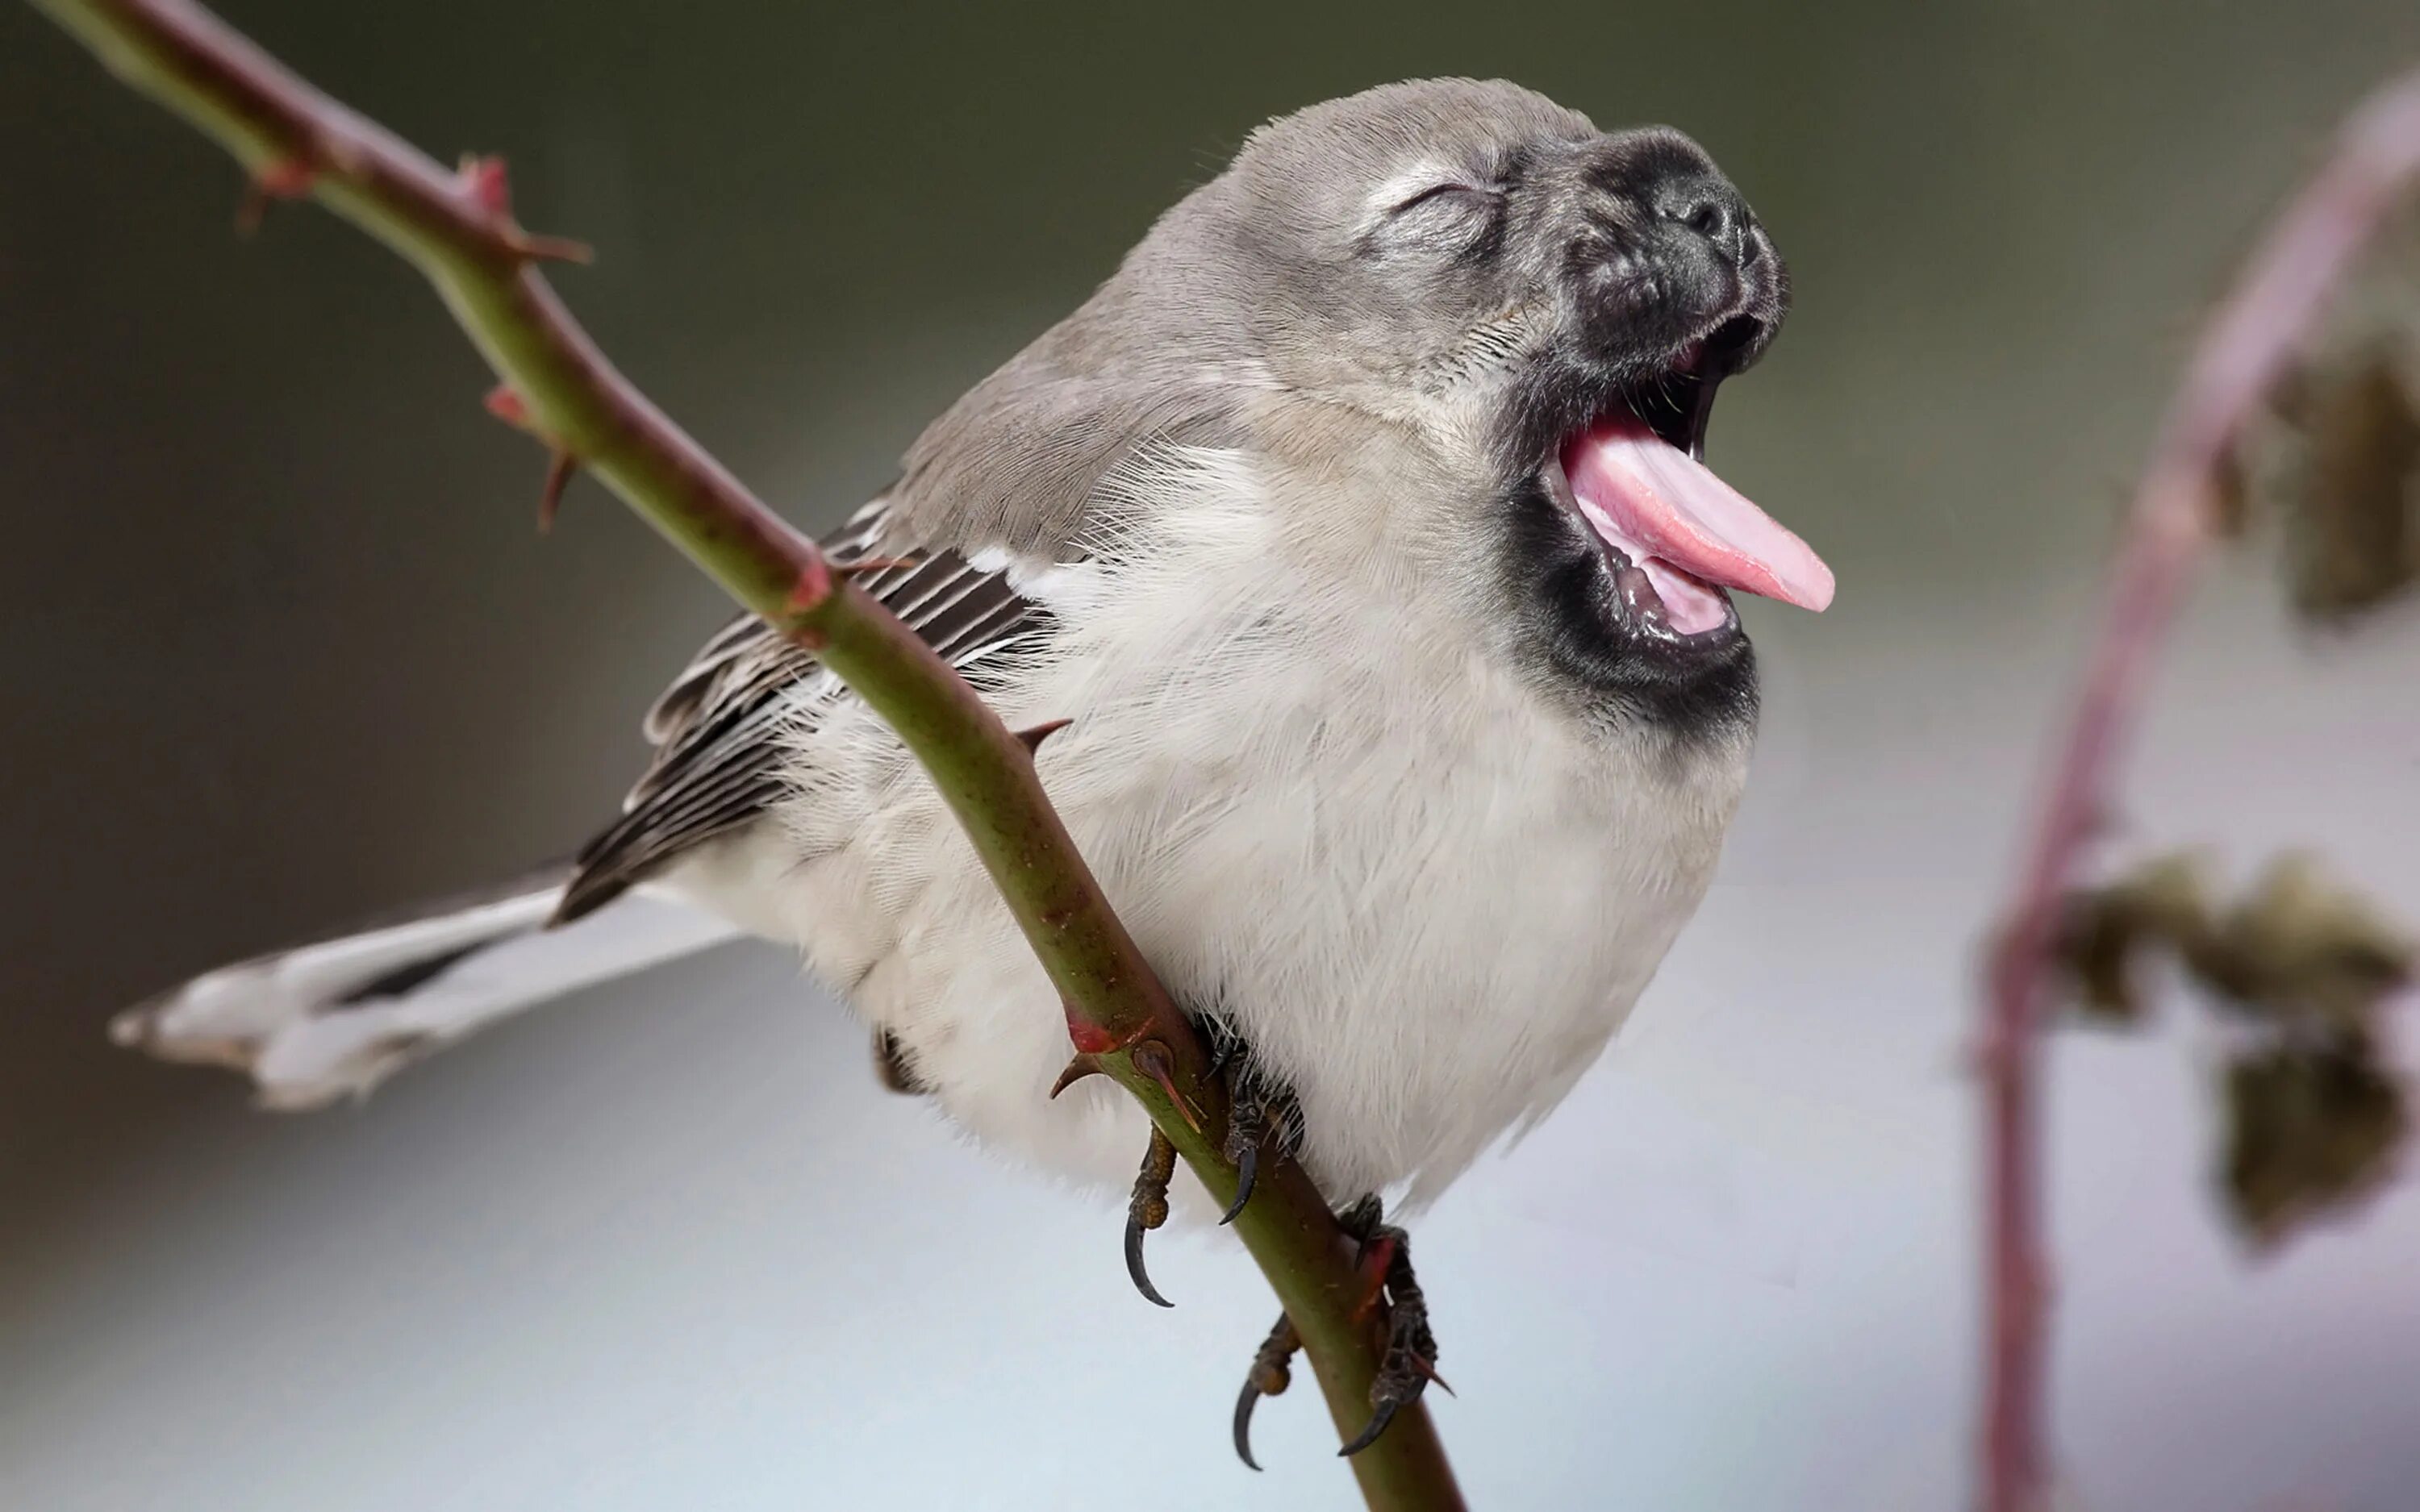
[
  {"x1": 1571, "y1": 129, "x2": 1788, "y2": 369},
  {"x1": 1650, "y1": 174, "x2": 1757, "y2": 270}
]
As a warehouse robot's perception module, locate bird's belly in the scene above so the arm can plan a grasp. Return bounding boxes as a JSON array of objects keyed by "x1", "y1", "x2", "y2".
[
  {"x1": 752, "y1": 656, "x2": 1743, "y2": 1211},
  {"x1": 1113, "y1": 714, "x2": 1734, "y2": 1206}
]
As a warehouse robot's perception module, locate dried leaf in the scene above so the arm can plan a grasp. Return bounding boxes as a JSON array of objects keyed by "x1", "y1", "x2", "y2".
[
  {"x1": 2065, "y1": 854, "x2": 2414, "y2": 1249},
  {"x1": 2184, "y1": 852, "x2": 2414, "y2": 1030},
  {"x1": 2221, "y1": 1035, "x2": 2406, "y2": 1247},
  {"x1": 2054, "y1": 853, "x2": 2213, "y2": 1024},
  {"x1": 2281, "y1": 351, "x2": 2420, "y2": 619}
]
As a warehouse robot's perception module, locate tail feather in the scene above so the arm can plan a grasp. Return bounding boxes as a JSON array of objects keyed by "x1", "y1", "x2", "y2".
[{"x1": 114, "y1": 875, "x2": 743, "y2": 1109}]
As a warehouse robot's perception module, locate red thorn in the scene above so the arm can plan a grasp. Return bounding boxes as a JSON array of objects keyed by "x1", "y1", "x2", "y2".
[
  {"x1": 537, "y1": 448, "x2": 578, "y2": 532},
  {"x1": 1016, "y1": 718, "x2": 1074, "y2": 754},
  {"x1": 1049, "y1": 1054, "x2": 1105, "y2": 1099},
  {"x1": 457, "y1": 152, "x2": 511, "y2": 215},
  {"x1": 1350, "y1": 1234, "x2": 1399, "y2": 1322},
  {"x1": 782, "y1": 558, "x2": 835, "y2": 618},
  {"x1": 483, "y1": 383, "x2": 530, "y2": 429},
  {"x1": 1130, "y1": 1039, "x2": 1202, "y2": 1135},
  {"x1": 502, "y1": 231, "x2": 595, "y2": 265},
  {"x1": 257, "y1": 156, "x2": 315, "y2": 195},
  {"x1": 456, "y1": 153, "x2": 593, "y2": 264},
  {"x1": 235, "y1": 155, "x2": 314, "y2": 235}
]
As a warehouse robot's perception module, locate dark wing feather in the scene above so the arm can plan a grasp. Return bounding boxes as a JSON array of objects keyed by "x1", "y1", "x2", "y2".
[{"x1": 553, "y1": 501, "x2": 1047, "y2": 923}]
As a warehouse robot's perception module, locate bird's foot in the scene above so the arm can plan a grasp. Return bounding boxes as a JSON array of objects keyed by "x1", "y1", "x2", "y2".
[
  {"x1": 1333, "y1": 1194, "x2": 1448, "y2": 1457},
  {"x1": 1232, "y1": 1193, "x2": 1447, "y2": 1468},
  {"x1": 1210, "y1": 1027, "x2": 1302, "y2": 1227},
  {"x1": 1106, "y1": 1025, "x2": 1441, "y2": 1464},
  {"x1": 1119, "y1": 1024, "x2": 1301, "y2": 1306}
]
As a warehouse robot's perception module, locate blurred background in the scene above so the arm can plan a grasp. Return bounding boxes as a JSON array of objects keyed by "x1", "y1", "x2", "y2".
[{"x1": 7, "y1": 2, "x2": 2420, "y2": 1508}]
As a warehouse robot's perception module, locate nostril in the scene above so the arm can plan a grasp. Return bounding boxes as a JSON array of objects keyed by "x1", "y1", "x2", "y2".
[{"x1": 1654, "y1": 182, "x2": 1742, "y2": 257}]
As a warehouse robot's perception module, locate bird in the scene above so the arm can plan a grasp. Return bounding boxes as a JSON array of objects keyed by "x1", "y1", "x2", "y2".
[{"x1": 113, "y1": 77, "x2": 1833, "y2": 1458}]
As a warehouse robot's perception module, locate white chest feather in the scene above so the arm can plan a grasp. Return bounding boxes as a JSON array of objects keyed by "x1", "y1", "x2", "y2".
[{"x1": 695, "y1": 450, "x2": 1750, "y2": 1209}]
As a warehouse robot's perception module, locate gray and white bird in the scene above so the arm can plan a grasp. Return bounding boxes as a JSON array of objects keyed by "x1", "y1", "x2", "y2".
[{"x1": 117, "y1": 77, "x2": 1831, "y2": 1449}]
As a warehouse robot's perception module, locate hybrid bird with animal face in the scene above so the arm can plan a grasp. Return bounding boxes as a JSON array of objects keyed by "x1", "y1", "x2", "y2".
[{"x1": 119, "y1": 78, "x2": 1832, "y2": 1462}]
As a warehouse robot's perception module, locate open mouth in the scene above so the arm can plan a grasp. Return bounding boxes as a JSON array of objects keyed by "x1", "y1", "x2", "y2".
[{"x1": 1546, "y1": 316, "x2": 1834, "y2": 641}]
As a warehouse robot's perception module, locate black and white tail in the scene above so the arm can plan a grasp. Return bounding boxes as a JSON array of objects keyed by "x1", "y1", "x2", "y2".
[
  {"x1": 111, "y1": 505, "x2": 1035, "y2": 1109},
  {"x1": 113, "y1": 873, "x2": 741, "y2": 1109}
]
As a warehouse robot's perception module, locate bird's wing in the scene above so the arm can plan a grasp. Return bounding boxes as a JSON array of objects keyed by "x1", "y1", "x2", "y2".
[{"x1": 557, "y1": 497, "x2": 1054, "y2": 920}]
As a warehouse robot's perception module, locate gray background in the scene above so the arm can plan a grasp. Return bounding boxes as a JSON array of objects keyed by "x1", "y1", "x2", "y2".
[{"x1": 7, "y1": 2, "x2": 2420, "y2": 1508}]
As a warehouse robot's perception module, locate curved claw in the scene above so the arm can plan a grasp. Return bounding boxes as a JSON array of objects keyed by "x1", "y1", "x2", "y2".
[
  {"x1": 1232, "y1": 1379, "x2": 1266, "y2": 1471},
  {"x1": 1124, "y1": 1212, "x2": 1173, "y2": 1308},
  {"x1": 1234, "y1": 1312, "x2": 1298, "y2": 1469},
  {"x1": 1337, "y1": 1397, "x2": 1403, "y2": 1458},
  {"x1": 1219, "y1": 1140, "x2": 1258, "y2": 1226}
]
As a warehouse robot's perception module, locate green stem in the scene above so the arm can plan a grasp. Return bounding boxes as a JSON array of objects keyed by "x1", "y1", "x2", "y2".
[{"x1": 31, "y1": 1, "x2": 1463, "y2": 1504}]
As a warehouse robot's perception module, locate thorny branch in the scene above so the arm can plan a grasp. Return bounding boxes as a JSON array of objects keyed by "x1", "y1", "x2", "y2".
[
  {"x1": 1978, "y1": 68, "x2": 2420, "y2": 1512},
  {"x1": 29, "y1": 1, "x2": 1462, "y2": 1504}
]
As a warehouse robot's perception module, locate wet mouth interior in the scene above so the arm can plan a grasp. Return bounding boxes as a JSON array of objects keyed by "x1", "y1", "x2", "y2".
[
  {"x1": 1553, "y1": 314, "x2": 1834, "y2": 640},
  {"x1": 1622, "y1": 315, "x2": 1763, "y2": 462}
]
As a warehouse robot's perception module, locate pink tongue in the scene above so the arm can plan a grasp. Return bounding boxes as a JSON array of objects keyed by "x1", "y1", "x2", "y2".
[{"x1": 1562, "y1": 416, "x2": 1835, "y2": 633}]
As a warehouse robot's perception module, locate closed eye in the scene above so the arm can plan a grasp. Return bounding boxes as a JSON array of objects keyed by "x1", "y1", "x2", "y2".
[
  {"x1": 1356, "y1": 169, "x2": 1512, "y2": 262},
  {"x1": 1388, "y1": 180, "x2": 1505, "y2": 217}
]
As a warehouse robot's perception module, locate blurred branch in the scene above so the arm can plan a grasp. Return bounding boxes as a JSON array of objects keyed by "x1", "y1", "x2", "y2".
[
  {"x1": 27, "y1": 1, "x2": 1462, "y2": 1503},
  {"x1": 1978, "y1": 69, "x2": 2420, "y2": 1512}
]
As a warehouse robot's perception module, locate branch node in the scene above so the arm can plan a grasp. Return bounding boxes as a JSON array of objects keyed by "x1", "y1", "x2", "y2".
[
  {"x1": 1064, "y1": 1015, "x2": 1120, "y2": 1056},
  {"x1": 782, "y1": 559, "x2": 835, "y2": 622},
  {"x1": 457, "y1": 152, "x2": 511, "y2": 215},
  {"x1": 319, "y1": 135, "x2": 369, "y2": 179},
  {"x1": 234, "y1": 155, "x2": 314, "y2": 235},
  {"x1": 482, "y1": 382, "x2": 531, "y2": 431},
  {"x1": 1130, "y1": 1038, "x2": 1203, "y2": 1135}
]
